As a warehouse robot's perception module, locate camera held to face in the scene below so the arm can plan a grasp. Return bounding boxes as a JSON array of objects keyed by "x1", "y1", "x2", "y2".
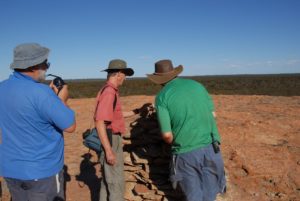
[{"x1": 47, "y1": 74, "x2": 66, "y2": 94}]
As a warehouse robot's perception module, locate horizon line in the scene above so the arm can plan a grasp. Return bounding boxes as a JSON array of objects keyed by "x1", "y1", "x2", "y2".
[{"x1": 59, "y1": 72, "x2": 300, "y2": 81}]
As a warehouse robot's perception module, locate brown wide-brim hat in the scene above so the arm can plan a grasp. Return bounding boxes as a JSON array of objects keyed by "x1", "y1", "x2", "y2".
[
  {"x1": 147, "y1": 59, "x2": 183, "y2": 84},
  {"x1": 102, "y1": 59, "x2": 134, "y2": 76}
]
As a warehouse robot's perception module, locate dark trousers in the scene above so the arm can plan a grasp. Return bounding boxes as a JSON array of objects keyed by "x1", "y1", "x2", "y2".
[{"x1": 4, "y1": 170, "x2": 64, "y2": 201}]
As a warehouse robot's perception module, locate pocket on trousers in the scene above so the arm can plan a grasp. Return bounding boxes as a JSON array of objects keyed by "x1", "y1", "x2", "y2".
[
  {"x1": 205, "y1": 145, "x2": 226, "y2": 193},
  {"x1": 169, "y1": 155, "x2": 182, "y2": 189}
]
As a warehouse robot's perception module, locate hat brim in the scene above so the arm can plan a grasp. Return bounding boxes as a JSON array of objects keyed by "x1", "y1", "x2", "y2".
[
  {"x1": 146, "y1": 65, "x2": 183, "y2": 84},
  {"x1": 102, "y1": 68, "x2": 134, "y2": 76}
]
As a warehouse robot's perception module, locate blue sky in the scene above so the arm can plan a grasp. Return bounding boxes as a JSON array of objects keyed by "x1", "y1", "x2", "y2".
[{"x1": 0, "y1": 0, "x2": 299, "y2": 80}]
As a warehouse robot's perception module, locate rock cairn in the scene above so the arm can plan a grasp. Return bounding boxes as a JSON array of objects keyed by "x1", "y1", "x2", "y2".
[
  {"x1": 123, "y1": 110, "x2": 184, "y2": 201},
  {"x1": 0, "y1": 179, "x2": 9, "y2": 201}
]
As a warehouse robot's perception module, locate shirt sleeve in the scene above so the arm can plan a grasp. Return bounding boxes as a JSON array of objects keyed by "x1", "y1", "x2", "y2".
[
  {"x1": 155, "y1": 96, "x2": 172, "y2": 133},
  {"x1": 95, "y1": 89, "x2": 115, "y2": 122},
  {"x1": 39, "y1": 92, "x2": 75, "y2": 131}
]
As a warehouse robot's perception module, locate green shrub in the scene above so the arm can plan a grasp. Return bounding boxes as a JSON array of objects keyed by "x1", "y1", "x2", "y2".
[{"x1": 61, "y1": 74, "x2": 300, "y2": 98}]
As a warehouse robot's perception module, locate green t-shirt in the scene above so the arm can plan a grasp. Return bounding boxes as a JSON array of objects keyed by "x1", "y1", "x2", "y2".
[{"x1": 155, "y1": 78, "x2": 220, "y2": 154}]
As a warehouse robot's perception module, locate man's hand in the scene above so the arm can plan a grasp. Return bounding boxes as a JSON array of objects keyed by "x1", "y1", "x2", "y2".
[
  {"x1": 123, "y1": 103, "x2": 154, "y2": 118},
  {"x1": 105, "y1": 149, "x2": 116, "y2": 165},
  {"x1": 50, "y1": 81, "x2": 69, "y2": 104},
  {"x1": 138, "y1": 103, "x2": 155, "y2": 117}
]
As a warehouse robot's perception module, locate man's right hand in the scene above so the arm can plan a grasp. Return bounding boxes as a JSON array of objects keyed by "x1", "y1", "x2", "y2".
[
  {"x1": 95, "y1": 120, "x2": 117, "y2": 166},
  {"x1": 105, "y1": 149, "x2": 116, "y2": 165},
  {"x1": 139, "y1": 103, "x2": 155, "y2": 117}
]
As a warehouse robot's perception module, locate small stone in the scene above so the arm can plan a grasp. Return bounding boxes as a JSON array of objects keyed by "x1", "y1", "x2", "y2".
[
  {"x1": 124, "y1": 165, "x2": 143, "y2": 172},
  {"x1": 133, "y1": 184, "x2": 150, "y2": 195},
  {"x1": 142, "y1": 193, "x2": 163, "y2": 200},
  {"x1": 124, "y1": 182, "x2": 136, "y2": 200},
  {"x1": 125, "y1": 171, "x2": 137, "y2": 182},
  {"x1": 132, "y1": 152, "x2": 149, "y2": 164}
]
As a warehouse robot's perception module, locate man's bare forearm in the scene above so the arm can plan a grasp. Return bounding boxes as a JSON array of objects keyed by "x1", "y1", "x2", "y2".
[{"x1": 95, "y1": 120, "x2": 112, "y2": 153}]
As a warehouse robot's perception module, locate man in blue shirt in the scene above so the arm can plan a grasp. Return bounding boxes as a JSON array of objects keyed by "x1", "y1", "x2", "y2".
[{"x1": 0, "y1": 43, "x2": 76, "y2": 201}]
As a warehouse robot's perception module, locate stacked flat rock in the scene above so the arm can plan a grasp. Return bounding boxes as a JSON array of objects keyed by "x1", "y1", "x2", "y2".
[
  {"x1": 123, "y1": 110, "x2": 184, "y2": 201},
  {"x1": 0, "y1": 179, "x2": 9, "y2": 201}
]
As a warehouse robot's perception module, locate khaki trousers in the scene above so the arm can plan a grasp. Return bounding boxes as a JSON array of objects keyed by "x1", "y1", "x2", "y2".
[{"x1": 99, "y1": 134, "x2": 124, "y2": 201}]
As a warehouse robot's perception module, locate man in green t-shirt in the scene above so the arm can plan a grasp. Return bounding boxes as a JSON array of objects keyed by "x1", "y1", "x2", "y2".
[{"x1": 147, "y1": 60, "x2": 226, "y2": 201}]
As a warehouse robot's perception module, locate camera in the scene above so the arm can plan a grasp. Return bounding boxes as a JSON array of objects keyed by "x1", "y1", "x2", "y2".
[
  {"x1": 47, "y1": 74, "x2": 66, "y2": 94},
  {"x1": 212, "y1": 141, "x2": 220, "y2": 153},
  {"x1": 211, "y1": 133, "x2": 220, "y2": 153}
]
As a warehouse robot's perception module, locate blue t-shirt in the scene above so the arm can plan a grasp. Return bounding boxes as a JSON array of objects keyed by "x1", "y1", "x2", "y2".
[{"x1": 0, "y1": 72, "x2": 75, "y2": 180}]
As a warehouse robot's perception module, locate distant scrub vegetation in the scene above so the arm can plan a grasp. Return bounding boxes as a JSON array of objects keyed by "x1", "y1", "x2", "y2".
[{"x1": 64, "y1": 74, "x2": 300, "y2": 98}]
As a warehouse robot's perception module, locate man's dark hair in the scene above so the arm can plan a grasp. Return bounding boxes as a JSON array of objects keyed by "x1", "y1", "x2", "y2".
[
  {"x1": 107, "y1": 70, "x2": 122, "y2": 79},
  {"x1": 14, "y1": 66, "x2": 35, "y2": 73},
  {"x1": 14, "y1": 60, "x2": 48, "y2": 73}
]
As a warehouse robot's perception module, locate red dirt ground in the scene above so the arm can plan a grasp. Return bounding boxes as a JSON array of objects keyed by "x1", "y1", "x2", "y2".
[{"x1": 1, "y1": 95, "x2": 300, "y2": 201}]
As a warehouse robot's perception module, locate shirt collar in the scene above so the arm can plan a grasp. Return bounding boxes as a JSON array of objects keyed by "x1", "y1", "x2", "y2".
[
  {"x1": 13, "y1": 71, "x2": 38, "y2": 83},
  {"x1": 106, "y1": 81, "x2": 118, "y2": 91},
  {"x1": 165, "y1": 77, "x2": 179, "y2": 86}
]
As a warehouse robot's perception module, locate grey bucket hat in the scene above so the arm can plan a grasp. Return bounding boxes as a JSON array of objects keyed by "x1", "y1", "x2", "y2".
[
  {"x1": 10, "y1": 43, "x2": 50, "y2": 70},
  {"x1": 102, "y1": 59, "x2": 134, "y2": 76}
]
